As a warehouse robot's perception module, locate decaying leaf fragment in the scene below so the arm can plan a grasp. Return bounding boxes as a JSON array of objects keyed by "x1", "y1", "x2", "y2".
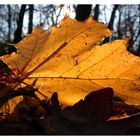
[
  {"x1": 1, "y1": 15, "x2": 140, "y2": 114},
  {"x1": 1, "y1": 88, "x2": 140, "y2": 135}
]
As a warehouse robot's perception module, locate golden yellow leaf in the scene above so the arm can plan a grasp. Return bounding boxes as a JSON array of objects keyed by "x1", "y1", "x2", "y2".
[{"x1": 1, "y1": 16, "x2": 140, "y2": 113}]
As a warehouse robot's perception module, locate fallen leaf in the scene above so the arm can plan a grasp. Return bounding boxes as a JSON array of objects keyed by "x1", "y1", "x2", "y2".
[
  {"x1": 65, "y1": 87, "x2": 113, "y2": 119},
  {"x1": 0, "y1": 88, "x2": 140, "y2": 134},
  {"x1": 0, "y1": 16, "x2": 111, "y2": 113},
  {"x1": 1, "y1": 16, "x2": 140, "y2": 114},
  {"x1": 0, "y1": 121, "x2": 39, "y2": 134},
  {"x1": 34, "y1": 88, "x2": 140, "y2": 135}
]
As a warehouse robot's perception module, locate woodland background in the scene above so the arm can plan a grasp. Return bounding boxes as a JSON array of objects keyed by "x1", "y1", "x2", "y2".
[{"x1": 0, "y1": 4, "x2": 140, "y2": 56}]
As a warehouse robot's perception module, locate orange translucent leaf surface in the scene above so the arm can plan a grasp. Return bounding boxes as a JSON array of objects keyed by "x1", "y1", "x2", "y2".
[
  {"x1": 3, "y1": 16, "x2": 111, "y2": 75},
  {"x1": 24, "y1": 39, "x2": 140, "y2": 106},
  {"x1": 108, "y1": 114, "x2": 129, "y2": 121},
  {"x1": 1, "y1": 16, "x2": 140, "y2": 114},
  {"x1": 0, "y1": 16, "x2": 111, "y2": 113}
]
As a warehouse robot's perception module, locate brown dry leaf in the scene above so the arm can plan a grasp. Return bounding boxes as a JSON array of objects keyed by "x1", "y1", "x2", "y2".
[
  {"x1": 33, "y1": 89, "x2": 140, "y2": 135},
  {"x1": 1, "y1": 16, "x2": 140, "y2": 113},
  {"x1": 1, "y1": 88, "x2": 140, "y2": 135}
]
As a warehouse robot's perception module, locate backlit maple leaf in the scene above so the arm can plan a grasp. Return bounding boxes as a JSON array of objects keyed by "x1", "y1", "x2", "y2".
[{"x1": 1, "y1": 16, "x2": 140, "y2": 114}]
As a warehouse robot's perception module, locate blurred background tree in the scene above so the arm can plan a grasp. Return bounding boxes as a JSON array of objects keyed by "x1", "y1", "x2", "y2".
[{"x1": 0, "y1": 4, "x2": 139, "y2": 56}]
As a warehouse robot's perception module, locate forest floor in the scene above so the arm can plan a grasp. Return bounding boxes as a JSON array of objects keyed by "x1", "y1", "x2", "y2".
[{"x1": 0, "y1": 87, "x2": 140, "y2": 135}]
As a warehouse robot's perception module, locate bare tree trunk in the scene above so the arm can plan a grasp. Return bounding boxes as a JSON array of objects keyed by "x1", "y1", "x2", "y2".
[
  {"x1": 135, "y1": 5, "x2": 140, "y2": 55},
  {"x1": 28, "y1": 5, "x2": 34, "y2": 34},
  {"x1": 127, "y1": 12, "x2": 134, "y2": 50},
  {"x1": 75, "y1": 5, "x2": 92, "y2": 21},
  {"x1": 108, "y1": 5, "x2": 119, "y2": 30},
  {"x1": 117, "y1": 7, "x2": 123, "y2": 39},
  {"x1": 94, "y1": 4, "x2": 99, "y2": 21},
  {"x1": 7, "y1": 5, "x2": 11, "y2": 42},
  {"x1": 103, "y1": 5, "x2": 119, "y2": 43},
  {"x1": 14, "y1": 5, "x2": 26, "y2": 43}
]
